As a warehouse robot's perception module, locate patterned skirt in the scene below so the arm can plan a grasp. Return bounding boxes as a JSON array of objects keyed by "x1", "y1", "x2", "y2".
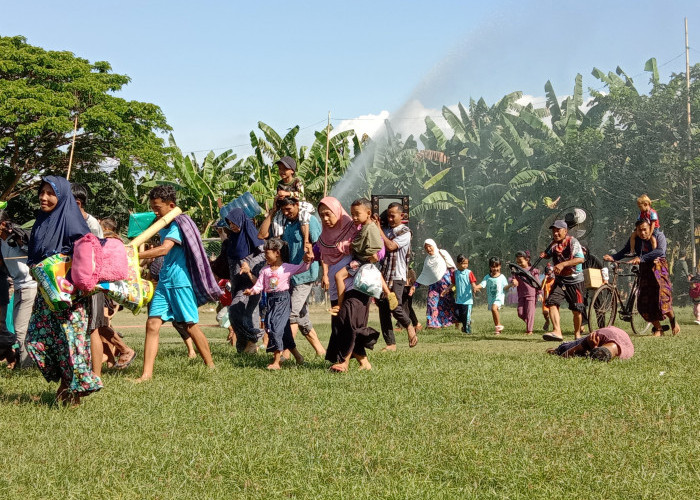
[
  {"x1": 637, "y1": 258, "x2": 673, "y2": 323},
  {"x1": 26, "y1": 295, "x2": 103, "y2": 395},
  {"x1": 426, "y1": 272, "x2": 457, "y2": 328}
]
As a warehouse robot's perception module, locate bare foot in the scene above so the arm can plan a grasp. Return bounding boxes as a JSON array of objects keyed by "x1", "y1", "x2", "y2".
[
  {"x1": 294, "y1": 354, "x2": 305, "y2": 366},
  {"x1": 187, "y1": 351, "x2": 197, "y2": 359},
  {"x1": 672, "y1": 324, "x2": 681, "y2": 336},
  {"x1": 408, "y1": 329, "x2": 418, "y2": 348},
  {"x1": 329, "y1": 363, "x2": 347, "y2": 372},
  {"x1": 653, "y1": 330, "x2": 663, "y2": 337},
  {"x1": 354, "y1": 357, "x2": 371, "y2": 370},
  {"x1": 132, "y1": 375, "x2": 152, "y2": 384},
  {"x1": 416, "y1": 323, "x2": 423, "y2": 331},
  {"x1": 381, "y1": 345, "x2": 397, "y2": 352},
  {"x1": 525, "y1": 331, "x2": 533, "y2": 336},
  {"x1": 267, "y1": 363, "x2": 281, "y2": 370}
]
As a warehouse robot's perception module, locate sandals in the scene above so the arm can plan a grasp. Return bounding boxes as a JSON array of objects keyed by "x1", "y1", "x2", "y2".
[
  {"x1": 542, "y1": 332, "x2": 564, "y2": 342},
  {"x1": 114, "y1": 350, "x2": 137, "y2": 370}
]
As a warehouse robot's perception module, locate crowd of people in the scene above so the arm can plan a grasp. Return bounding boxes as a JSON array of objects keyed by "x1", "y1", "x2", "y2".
[{"x1": 0, "y1": 159, "x2": 692, "y2": 404}]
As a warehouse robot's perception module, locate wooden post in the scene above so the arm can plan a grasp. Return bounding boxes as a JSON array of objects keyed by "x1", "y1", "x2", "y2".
[
  {"x1": 66, "y1": 115, "x2": 79, "y2": 181},
  {"x1": 686, "y1": 18, "x2": 696, "y2": 268},
  {"x1": 324, "y1": 111, "x2": 331, "y2": 197}
]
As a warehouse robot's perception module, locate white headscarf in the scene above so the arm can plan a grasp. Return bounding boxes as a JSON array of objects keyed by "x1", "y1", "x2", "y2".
[{"x1": 416, "y1": 238, "x2": 456, "y2": 285}]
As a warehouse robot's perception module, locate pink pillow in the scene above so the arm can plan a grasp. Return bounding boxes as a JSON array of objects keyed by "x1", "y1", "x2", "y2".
[
  {"x1": 99, "y1": 238, "x2": 129, "y2": 282},
  {"x1": 71, "y1": 233, "x2": 102, "y2": 291}
]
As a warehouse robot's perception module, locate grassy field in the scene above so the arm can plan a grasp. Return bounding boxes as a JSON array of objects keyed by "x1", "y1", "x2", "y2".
[{"x1": 0, "y1": 302, "x2": 699, "y2": 499}]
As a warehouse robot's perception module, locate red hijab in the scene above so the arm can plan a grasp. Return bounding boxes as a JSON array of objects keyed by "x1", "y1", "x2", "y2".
[{"x1": 317, "y1": 197, "x2": 358, "y2": 265}]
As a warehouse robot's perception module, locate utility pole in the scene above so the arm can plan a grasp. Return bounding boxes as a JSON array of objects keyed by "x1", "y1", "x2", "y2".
[
  {"x1": 324, "y1": 111, "x2": 331, "y2": 197},
  {"x1": 66, "y1": 114, "x2": 79, "y2": 181},
  {"x1": 686, "y1": 18, "x2": 696, "y2": 268}
]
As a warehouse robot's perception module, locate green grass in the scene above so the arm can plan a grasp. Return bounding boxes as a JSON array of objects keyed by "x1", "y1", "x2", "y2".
[{"x1": 0, "y1": 303, "x2": 699, "y2": 499}]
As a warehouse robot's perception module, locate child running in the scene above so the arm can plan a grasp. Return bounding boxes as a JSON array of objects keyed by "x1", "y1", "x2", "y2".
[
  {"x1": 511, "y1": 250, "x2": 540, "y2": 335},
  {"x1": 453, "y1": 254, "x2": 476, "y2": 333},
  {"x1": 332, "y1": 198, "x2": 398, "y2": 314},
  {"x1": 136, "y1": 185, "x2": 220, "y2": 382},
  {"x1": 244, "y1": 238, "x2": 312, "y2": 370},
  {"x1": 474, "y1": 257, "x2": 516, "y2": 334}
]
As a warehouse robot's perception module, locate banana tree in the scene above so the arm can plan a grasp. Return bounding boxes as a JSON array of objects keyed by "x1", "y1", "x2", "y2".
[{"x1": 142, "y1": 135, "x2": 240, "y2": 233}]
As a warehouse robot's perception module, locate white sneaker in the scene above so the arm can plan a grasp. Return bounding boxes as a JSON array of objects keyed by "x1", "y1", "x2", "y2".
[{"x1": 694, "y1": 320, "x2": 700, "y2": 325}]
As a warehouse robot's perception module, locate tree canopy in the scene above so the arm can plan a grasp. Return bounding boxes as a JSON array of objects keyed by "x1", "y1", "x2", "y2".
[{"x1": 0, "y1": 35, "x2": 171, "y2": 200}]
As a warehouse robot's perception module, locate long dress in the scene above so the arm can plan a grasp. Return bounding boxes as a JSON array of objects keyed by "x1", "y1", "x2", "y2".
[
  {"x1": 27, "y1": 295, "x2": 102, "y2": 394},
  {"x1": 425, "y1": 270, "x2": 457, "y2": 328},
  {"x1": 25, "y1": 176, "x2": 102, "y2": 395}
]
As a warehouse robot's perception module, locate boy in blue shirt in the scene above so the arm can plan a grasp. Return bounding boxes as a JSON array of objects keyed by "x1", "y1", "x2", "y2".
[
  {"x1": 453, "y1": 254, "x2": 476, "y2": 333},
  {"x1": 136, "y1": 186, "x2": 216, "y2": 382}
]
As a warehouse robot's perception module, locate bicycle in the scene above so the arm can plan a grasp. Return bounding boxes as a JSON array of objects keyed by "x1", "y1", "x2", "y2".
[{"x1": 587, "y1": 261, "x2": 652, "y2": 335}]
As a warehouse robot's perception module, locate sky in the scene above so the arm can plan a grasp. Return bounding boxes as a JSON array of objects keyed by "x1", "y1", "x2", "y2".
[{"x1": 2, "y1": 0, "x2": 700, "y2": 157}]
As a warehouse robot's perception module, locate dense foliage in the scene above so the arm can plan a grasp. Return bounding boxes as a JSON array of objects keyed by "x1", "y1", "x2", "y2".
[
  {"x1": 0, "y1": 35, "x2": 171, "y2": 212},
  {"x1": 1, "y1": 36, "x2": 698, "y2": 274}
]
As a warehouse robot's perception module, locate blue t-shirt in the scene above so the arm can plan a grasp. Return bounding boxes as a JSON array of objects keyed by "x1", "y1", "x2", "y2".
[
  {"x1": 158, "y1": 223, "x2": 192, "y2": 288},
  {"x1": 478, "y1": 274, "x2": 509, "y2": 306},
  {"x1": 454, "y1": 268, "x2": 476, "y2": 305},
  {"x1": 283, "y1": 216, "x2": 321, "y2": 286}
]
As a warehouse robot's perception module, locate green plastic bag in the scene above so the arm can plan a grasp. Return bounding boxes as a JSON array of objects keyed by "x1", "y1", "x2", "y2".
[{"x1": 127, "y1": 212, "x2": 157, "y2": 238}]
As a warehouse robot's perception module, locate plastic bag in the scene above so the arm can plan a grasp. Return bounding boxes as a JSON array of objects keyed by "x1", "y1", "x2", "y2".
[
  {"x1": 353, "y1": 263, "x2": 383, "y2": 299},
  {"x1": 31, "y1": 254, "x2": 76, "y2": 311}
]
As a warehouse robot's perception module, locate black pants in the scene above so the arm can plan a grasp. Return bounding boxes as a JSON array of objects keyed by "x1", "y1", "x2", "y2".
[
  {"x1": 402, "y1": 286, "x2": 418, "y2": 327},
  {"x1": 377, "y1": 280, "x2": 411, "y2": 346},
  {"x1": 325, "y1": 291, "x2": 379, "y2": 364}
]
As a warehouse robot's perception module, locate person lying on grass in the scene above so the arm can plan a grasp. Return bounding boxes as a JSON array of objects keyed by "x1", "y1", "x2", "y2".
[
  {"x1": 546, "y1": 325, "x2": 634, "y2": 361},
  {"x1": 244, "y1": 238, "x2": 313, "y2": 370}
]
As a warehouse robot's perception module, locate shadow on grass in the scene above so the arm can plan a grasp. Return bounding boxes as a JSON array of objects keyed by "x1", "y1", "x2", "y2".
[
  {"x1": 228, "y1": 352, "x2": 329, "y2": 371},
  {"x1": 462, "y1": 334, "x2": 548, "y2": 343},
  {"x1": 0, "y1": 389, "x2": 59, "y2": 407}
]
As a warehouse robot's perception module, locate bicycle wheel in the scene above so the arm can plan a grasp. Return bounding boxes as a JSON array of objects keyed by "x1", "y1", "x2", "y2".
[
  {"x1": 587, "y1": 284, "x2": 617, "y2": 331},
  {"x1": 630, "y1": 293, "x2": 652, "y2": 335}
]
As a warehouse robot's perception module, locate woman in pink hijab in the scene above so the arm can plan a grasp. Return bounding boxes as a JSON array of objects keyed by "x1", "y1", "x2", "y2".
[{"x1": 317, "y1": 197, "x2": 379, "y2": 371}]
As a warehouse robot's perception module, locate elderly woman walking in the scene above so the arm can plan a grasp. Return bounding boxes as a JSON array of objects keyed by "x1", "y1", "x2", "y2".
[
  {"x1": 604, "y1": 218, "x2": 679, "y2": 336},
  {"x1": 409, "y1": 239, "x2": 457, "y2": 329},
  {"x1": 317, "y1": 197, "x2": 379, "y2": 372}
]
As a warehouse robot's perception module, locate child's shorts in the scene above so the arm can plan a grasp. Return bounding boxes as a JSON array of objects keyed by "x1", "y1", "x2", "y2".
[
  {"x1": 149, "y1": 285, "x2": 199, "y2": 324},
  {"x1": 488, "y1": 301, "x2": 503, "y2": 310}
]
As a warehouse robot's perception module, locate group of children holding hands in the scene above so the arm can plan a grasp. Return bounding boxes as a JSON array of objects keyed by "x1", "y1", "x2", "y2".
[{"x1": 449, "y1": 252, "x2": 540, "y2": 336}]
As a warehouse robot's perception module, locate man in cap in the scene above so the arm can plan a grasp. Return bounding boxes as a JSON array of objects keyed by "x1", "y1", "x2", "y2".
[{"x1": 539, "y1": 219, "x2": 585, "y2": 341}]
